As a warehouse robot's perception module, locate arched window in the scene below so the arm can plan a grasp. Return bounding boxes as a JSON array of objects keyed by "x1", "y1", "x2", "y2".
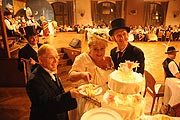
[
  {"x1": 51, "y1": 2, "x2": 73, "y2": 26},
  {"x1": 91, "y1": 1, "x2": 121, "y2": 26},
  {"x1": 144, "y1": 2, "x2": 168, "y2": 26}
]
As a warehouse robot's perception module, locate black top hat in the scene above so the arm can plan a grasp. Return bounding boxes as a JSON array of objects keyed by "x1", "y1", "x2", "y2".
[
  {"x1": 25, "y1": 26, "x2": 38, "y2": 39},
  {"x1": 165, "y1": 46, "x2": 179, "y2": 54},
  {"x1": 109, "y1": 18, "x2": 130, "y2": 36}
]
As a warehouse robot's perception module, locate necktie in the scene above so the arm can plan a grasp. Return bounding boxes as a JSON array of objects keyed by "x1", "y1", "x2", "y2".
[
  {"x1": 117, "y1": 51, "x2": 123, "y2": 59},
  {"x1": 53, "y1": 74, "x2": 64, "y2": 92}
]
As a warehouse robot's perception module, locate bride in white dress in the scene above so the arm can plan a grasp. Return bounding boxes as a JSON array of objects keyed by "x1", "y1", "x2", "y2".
[{"x1": 68, "y1": 31, "x2": 114, "y2": 120}]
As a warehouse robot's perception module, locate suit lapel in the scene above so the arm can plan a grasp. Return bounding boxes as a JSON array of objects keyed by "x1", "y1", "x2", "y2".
[
  {"x1": 53, "y1": 74, "x2": 64, "y2": 92},
  {"x1": 27, "y1": 44, "x2": 37, "y2": 54},
  {"x1": 37, "y1": 66, "x2": 62, "y2": 93}
]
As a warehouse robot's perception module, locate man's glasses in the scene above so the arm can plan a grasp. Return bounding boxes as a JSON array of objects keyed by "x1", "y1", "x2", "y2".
[{"x1": 42, "y1": 56, "x2": 59, "y2": 61}]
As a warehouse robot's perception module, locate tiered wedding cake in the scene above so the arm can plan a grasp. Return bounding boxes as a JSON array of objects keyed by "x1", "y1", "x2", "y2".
[{"x1": 102, "y1": 61, "x2": 146, "y2": 120}]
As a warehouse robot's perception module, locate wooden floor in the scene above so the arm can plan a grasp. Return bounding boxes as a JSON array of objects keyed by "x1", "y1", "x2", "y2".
[{"x1": 0, "y1": 32, "x2": 180, "y2": 120}]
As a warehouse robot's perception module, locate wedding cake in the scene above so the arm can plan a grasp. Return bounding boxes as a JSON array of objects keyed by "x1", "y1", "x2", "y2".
[{"x1": 102, "y1": 61, "x2": 146, "y2": 120}]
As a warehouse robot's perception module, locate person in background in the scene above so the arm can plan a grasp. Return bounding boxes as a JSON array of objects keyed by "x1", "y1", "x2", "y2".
[
  {"x1": 37, "y1": 15, "x2": 49, "y2": 37},
  {"x1": 37, "y1": 15, "x2": 45, "y2": 28},
  {"x1": 4, "y1": 3, "x2": 14, "y2": 14},
  {"x1": 19, "y1": 21, "x2": 27, "y2": 38},
  {"x1": 20, "y1": 16, "x2": 27, "y2": 23},
  {"x1": 109, "y1": 18, "x2": 145, "y2": 74},
  {"x1": 18, "y1": 26, "x2": 42, "y2": 72},
  {"x1": 26, "y1": 44, "x2": 82, "y2": 120},
  {"x1": 4, "y1": 11, "x2": 20, "y2": 37},
  {"x1": 162, "y1": 46, "x2": 180, "y2": 78},
  {"x1": 27, "y1": 15, "x2": 42, "y2": 34},
  {"x1": 68, "y1": 31, "x2": 114, "y2": 120}
]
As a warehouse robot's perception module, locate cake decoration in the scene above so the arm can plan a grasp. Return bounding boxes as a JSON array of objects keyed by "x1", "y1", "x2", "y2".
[
  {"x1": 102, "y1": 61, "x2": 146, "y2": 119},
  {"x1": 118, "y1": 60, "x2": 139, "y2": 73}
]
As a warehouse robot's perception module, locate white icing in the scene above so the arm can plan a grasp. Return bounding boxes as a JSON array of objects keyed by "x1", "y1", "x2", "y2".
[
  {"x1": 108, "y1": 70, "x2": 145, "y2": 94},
  {"x1": 103, "y1": 61, "x2": 146, "y2": 119},
  {"x1": 102, "y1": 90, "x2": 146, "y2": 120}
]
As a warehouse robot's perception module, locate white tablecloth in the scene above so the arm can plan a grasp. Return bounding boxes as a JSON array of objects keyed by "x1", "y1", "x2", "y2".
[{"x1": 164, "y1": 77, "x2": 180, "y2": 106}]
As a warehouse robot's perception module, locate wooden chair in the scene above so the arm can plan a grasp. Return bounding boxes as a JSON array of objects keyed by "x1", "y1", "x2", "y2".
[
  {"x1": 20, "y1": 58, "x2": 31, "y2": 84},
  {"x1": 157, "y1": 31, "x2": 163, "y2": 41},
  {"x1": 143, "y1": 70, "x2": 165, "y2": 114},
  {"x1": 165, "y1": 31, "x2": 172, "y2": 41}
]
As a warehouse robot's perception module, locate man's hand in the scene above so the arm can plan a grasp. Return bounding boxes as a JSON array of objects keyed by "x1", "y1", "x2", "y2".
[
  {"x1": 70, "y1": 88, "x2": 84, "y2": 98},
  {"x1": 29, "y1": 57, "x2": 37, "y2": 66}
]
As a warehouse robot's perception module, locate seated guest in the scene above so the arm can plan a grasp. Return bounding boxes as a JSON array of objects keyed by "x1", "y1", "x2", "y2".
[
  {"x1": 4, "y1": 11, "x2": 21, "y2": 38},
  {"x1": 19, "y1": 22, "x2": 27, "y2": 37},
  {"x1": 162, "y1": 46, "x2": 180, "y2": 78},
  {"x1": 26, "y1": 44, "x2": 82, "y2": 120},
  {"x1": 68, "y1": 31, "x2": 114, "y2": 120},
  {"x1": 18, "y1": 26, "x2": 42, "y2": 72}
]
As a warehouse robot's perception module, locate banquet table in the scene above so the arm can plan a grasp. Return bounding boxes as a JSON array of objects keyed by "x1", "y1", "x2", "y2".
[{"x1": 164, "y1": 77, "x2": 180, "y2": 106}]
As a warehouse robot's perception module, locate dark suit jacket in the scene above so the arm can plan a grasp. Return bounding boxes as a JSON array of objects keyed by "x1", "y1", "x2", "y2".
[
  {"x1": 110, "y1": 43, "x2": 145, "y2": 74},
  {"x1": 18, "y1": 43, "x2": 42, "y2": 72},
  {"x1": 26, "y1": 65, "x2": 77, "y2": 120}
]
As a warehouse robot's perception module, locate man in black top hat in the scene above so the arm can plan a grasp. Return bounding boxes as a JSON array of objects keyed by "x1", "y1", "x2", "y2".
[
  {"x1": 18, "y1": 26, "x2": 43, "y2": 72},
  {"x1": 162, "y1": 46, "x2": 180, "y2": 78},
  {"x1": 109, "y1": 18, "x2": 145, "y2": 74}
]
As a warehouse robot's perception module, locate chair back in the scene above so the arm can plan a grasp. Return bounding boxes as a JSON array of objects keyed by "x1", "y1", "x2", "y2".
[
  {"x1": 21, "y1": 58, "x2": 31, "y2": 84},
  {"x1": 158, "y1": 31, "x2": 163, "y2": 38},
  {"x1": 144, "y1": 70, "x2": 156, "y2": 94},
  {"x1": 165, "y1": 31, "x2": 171, "y2": 40}
]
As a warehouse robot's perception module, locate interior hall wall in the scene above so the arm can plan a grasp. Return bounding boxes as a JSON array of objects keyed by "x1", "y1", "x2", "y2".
[
  {"x1": 13, "y1": 0, "x2": 26, "y2": 14},
  {"x1": 125, "y1": 0, "x2": 144, "y2": 26},
  {"x1": 166, "y1": 0, "x2": 180, "y2": 26},
  {"x1": 75, "y1": 0, "x2": 92, "y2": 26}
]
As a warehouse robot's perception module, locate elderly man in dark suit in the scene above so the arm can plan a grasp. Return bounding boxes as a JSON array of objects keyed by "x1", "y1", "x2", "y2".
[
  {"x1": 18, "y1": 26, "x2": 43, "y2": 72},
  {"x1": 109, "y1": 18, "x2": 145, "y2": 74},
  {"x1": 26, "y1": 44, "x2": 82, "y2": 120}
]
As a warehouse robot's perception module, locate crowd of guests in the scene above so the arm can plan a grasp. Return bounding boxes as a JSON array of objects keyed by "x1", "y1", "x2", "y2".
[
  {"x1": 3, "y1": 10, "x2": 51, "y2": 42},
  {"x1": 4, "y1": 8, "x2": 179, "y2": 43},
  {"x1": 58, "y1": 23, "x2": 180, "y2": 42}
]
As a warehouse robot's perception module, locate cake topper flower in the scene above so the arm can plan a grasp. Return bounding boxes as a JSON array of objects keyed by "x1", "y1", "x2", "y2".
[
  {"x1": 118, "y1": 60, "x2": 139, "y2": 73},
  {"x1": 126, "y1": 61, "x2": 139, "y2": 70}
]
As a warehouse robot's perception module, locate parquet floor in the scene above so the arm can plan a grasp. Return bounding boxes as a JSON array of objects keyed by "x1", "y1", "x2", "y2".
[{"x1": 0, "y1": 32, "x2": 180, "y2": 120}]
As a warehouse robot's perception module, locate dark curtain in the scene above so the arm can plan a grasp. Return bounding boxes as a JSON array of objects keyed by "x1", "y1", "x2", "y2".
[
  {"x1": 67, "y1": 1, "x2": 73, "y2": 25},
  {"x1": 144, "y1": 2, "x2": 168, "y2": 26},
  {"x1": 144, "y1": 2, "x2": 151, "y2": 26},
  {"x1": 161, "y1": 2, "x2": 168, "y2": 25},
  {"x1": 91, "y1": 1, "x2": 98, "y2": 25},
  {"x1": 52, "y1": 2, "x2": 73, "y2": 26},
  {"x1": 115, "y1": 1, "x2": 122, "y2": 18}
]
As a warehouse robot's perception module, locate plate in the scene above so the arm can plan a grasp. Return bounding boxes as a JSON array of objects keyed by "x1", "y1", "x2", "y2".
[
  {"x1": 78, "y1": 84, "x2": 103, "y2": 96},
  {"x1": 81, "y1": 107, "x2": 123, "y2": 120}
]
